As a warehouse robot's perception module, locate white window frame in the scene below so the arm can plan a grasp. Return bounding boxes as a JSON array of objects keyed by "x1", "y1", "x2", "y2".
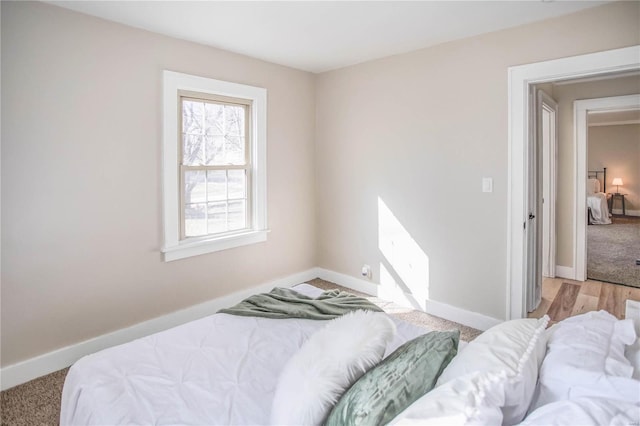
[{"x1": 161, "y1": 71, "x2": 267, "y2": 261}]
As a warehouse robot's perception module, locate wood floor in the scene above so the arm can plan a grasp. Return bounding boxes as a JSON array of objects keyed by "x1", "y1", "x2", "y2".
[{"x1": 528, "y1": 277, "x2": 640, "y2": 326}]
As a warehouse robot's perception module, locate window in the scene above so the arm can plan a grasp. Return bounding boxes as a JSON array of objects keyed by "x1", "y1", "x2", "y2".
[{"x1": 162, "y1": 71, "x2": 267, "y2": 261}]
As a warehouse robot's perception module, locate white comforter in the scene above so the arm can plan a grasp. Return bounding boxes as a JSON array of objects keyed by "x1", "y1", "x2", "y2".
[
  {"x1": 60, "y1": 284, "x2": 433, "y2": 425},
  {"x1": 587, "y1": 193, "x2": 611, "y2": 225}
]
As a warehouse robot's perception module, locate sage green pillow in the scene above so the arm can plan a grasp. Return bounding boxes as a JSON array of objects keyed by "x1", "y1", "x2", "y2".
[{"x1": 324, "y1": 330, "x2": 460, "y2": 426}]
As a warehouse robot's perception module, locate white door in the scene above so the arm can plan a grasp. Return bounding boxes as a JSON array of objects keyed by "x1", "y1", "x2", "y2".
[
  {"x1": 526, "y1": 88, "x2": 558, "y2": 313},
  {"x1": 539, "y1": 91, "x2": 558, "y2": 279},
  {"x1": 525, "y1": 86, "x2": 539, "y2": 313}
]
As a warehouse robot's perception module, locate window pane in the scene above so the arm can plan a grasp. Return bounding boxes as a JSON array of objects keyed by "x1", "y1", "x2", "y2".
[
  {"x1": 184, "y1": 170, "x2": 206, "y2": 204},
  {"x1": 205, "y1": 136, "x2": 225, "y2": 165},
  {"x1": 182, "y1": 100, "x2": 204, "y2": 135},
  {"x1": 228, "y1": 170, "x2": 246, "y2": 199},
  {"x1": 185, "y1": 203, "x2": 206, "y2": 237},
  {"x1": 225, "y1": 136, "x2": 245, "y2": 165},
  {"x1": 205, "y1": 103, "x2": 224, "y2": 135},
  {"x1": 224, "y1": 105, "x2": 245, "y2": 136},
  {"x1": 183, "y1": 134, "x2": 203, "y2": 166},
  {"x1": 228, "y1": 200, "x2": 246, "y2": 231},
  {"x1": 207, "y1": 170, "x2": 226, "y2": 201},
  {"x1": 208, "y1": 202, "x2": 226, "y2": 234}
]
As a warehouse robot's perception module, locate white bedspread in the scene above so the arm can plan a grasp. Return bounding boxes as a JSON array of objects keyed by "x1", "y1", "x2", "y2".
[
  {"x1": 587, "y1": 193, "x2": 611, "y2": 225},
  {"x1": 60, "y1": 284, "x2": 434, "y2": 425}
]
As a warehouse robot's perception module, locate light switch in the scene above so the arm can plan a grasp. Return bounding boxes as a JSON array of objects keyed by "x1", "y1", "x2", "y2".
[{"x1": 482, "y1": 177, "x2": 493, "y2": 193}]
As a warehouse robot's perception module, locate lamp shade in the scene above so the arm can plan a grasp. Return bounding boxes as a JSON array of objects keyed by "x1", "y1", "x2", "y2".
[{"x1": 612, "y1": 178, "x2": 623, "y2": 186}]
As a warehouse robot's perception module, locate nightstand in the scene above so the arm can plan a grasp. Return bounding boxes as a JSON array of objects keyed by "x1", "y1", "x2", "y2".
[{"x1": 608, "y1": 193, "x2": 627, "y2": 216}]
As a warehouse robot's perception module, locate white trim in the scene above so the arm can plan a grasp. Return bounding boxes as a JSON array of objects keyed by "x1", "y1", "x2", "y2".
[
  {"x1": 315, "y1": 267, "x2": 379, "y2": 296},
  {"x1": 423, "y1": 299, "x2": 502, "y2": 332},
  {"x1": 315, "y1": 268, "x2": 502, "y2": 331},
  {"x1": 162, "y1": 230, "x2": 268, "y2": 262},
  {"x1": 574, "y1": 94, "x2": 640, "y2": 282},
  {"x1": 1, "y1": 267, "x2": 504, "y2": 390},
  {"x1": 554, "y1": 265, "x2": 575, "y2": 280},
  {"x1": 589, "y1": 119, "x2": 640, "y2": 127},
  {"x1": 0, "y1": 268, "x2": 318, "y2": 391},
  {"x1": 161, "y1": 71, "x2": 268, "y2": 261},
  {"x1": 625, "y1": 300, "x2": 640, "y2": 329},
  {"x1": 507, "y1": 45, "x2": 640, "y2": 320},
  {"x1": 611, "y1": 209, "x2": 640, "y2": 216},
  {"x1": 552, "y1": 70, "x2": 640, "y2": 86}
]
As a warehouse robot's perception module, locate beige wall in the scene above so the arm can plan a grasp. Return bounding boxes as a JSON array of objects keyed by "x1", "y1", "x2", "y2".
[
  {"x1": 1, "y1": 2, "x2": 316, "y2": 366},
  {"x1": 589, "y1": 124, "x2": 640, "y2": 212},
  {"x1": 315, "y1": 1, "x2": 640, "y2": 320},
  {"x1": 552, "y1": 76, "x2": 640, "y2": 267},
  {"x1": 2, "y1": 0, "x2": 640, "y2": 367}
]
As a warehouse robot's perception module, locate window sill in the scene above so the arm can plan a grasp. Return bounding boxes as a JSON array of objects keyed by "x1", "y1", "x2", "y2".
[{"x1": 161, "y1": 229, "x2": 268, "y2": 262}]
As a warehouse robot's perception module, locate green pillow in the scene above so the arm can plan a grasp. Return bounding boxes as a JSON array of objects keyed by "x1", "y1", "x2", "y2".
[{"x1": 324, "y1": 330, "x2": 460, "y2": 426}]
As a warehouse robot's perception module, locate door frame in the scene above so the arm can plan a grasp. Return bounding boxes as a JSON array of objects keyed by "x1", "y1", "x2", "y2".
[
  {"x1": 506, "y1": 45, "x2": 640, "y2": 320},
  {"x1": 574, "y1": 94, "x2": 640, "y2": 281}
]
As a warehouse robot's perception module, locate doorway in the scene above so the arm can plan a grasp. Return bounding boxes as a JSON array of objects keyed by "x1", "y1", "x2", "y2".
[
  {"x1": 506, "y1": 45, "x2": 640, "y2": 320},
  {"x1": 574, "y1": 95, "x2": 640, "y2": 282}
]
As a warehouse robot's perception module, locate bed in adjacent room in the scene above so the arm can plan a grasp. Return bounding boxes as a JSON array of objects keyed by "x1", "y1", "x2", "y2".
[
  {"x1": 60, "y1": 283, "x2": 640, "y2": 425},
  {"x1": 587, "y1": 168, "x2": 611, "y2": 225}
]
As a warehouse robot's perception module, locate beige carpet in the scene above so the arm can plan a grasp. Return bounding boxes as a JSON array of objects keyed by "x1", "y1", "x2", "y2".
[
  {"x1": 0, "y1": 278, "x2": 481, "y2": 425},
  {"x1": 587, "y1": 215, "x2": 640, "y2": 288},
  {"x1": 306, "y1": 279, "x2": 482, "y2": 342},
  {"x1": 1, "y1": 368, "x2": 68, "y2": 426}
]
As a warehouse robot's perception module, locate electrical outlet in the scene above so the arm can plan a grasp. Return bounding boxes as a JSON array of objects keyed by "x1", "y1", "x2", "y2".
[{"x1": 361, "y1": 264, "x2": 371, "y2": 279}]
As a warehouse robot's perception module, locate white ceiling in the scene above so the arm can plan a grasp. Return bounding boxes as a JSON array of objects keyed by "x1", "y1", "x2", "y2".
[{"x1": 50, "y1": 1, "x2": 608, "y2": 73}]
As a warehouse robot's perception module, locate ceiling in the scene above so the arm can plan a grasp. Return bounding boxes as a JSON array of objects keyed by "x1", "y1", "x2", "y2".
[{"x1": 49, "y1": 1, "x2": 607, "y2": 73}]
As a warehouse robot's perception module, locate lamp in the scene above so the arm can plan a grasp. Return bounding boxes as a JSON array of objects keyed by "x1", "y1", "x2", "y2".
[{"x1": 612, "y1": 177, "x2": 623, "y2": 194}]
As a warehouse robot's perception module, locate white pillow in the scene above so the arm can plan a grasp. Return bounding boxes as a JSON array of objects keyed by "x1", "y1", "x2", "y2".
[
  {"x1": 530, "y1": 311, "x2": 639, "y2": 412},
  {"x1": 519, "y1": 397, "x2": 640, "y2": 426},
  {"x1": 436, "y1": 316, "x2": 549, "y2": 425},
  {"x1": 587, "y1": 178, "x2": 600, "y2": 195},
  {"x1": 391, "y1": 371, "x2": 505, "y2": 425},
  {"x1": 270, "y1": 310, "x2": 396, "y2": 425}
]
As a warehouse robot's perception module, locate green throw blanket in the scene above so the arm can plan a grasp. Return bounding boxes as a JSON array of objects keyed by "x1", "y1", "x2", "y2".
[{"x1": 218, "y1": 287, "x2": 383, "y2": 320}]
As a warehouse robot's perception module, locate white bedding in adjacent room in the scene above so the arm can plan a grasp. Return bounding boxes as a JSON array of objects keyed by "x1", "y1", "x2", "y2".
[
  {"x1": 587, "y1": 178, "x2": 611, "y2": 225},
  {"x1": 60, "y1": 284, "x2": 434, "y2": 426},
  {"x1": 587, "y1": 192, "x2": 612, "y2": 225}
]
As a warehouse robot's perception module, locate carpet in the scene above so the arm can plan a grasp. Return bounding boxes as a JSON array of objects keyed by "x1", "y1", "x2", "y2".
[
  {"x1": 587, "y1": 216, "x2": 640, "y2": 288},
  {"x1": 0, "y1": 278, "x2": 481, "y2": 425}
]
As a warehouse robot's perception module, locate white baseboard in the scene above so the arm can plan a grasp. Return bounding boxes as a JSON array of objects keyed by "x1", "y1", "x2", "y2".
[
  {"x1": 2, "y1": 266, "x2": 504, "y2": 390},
  {"x1": 611, "y1": 209, "x2": 640, "y2": 217},
  {"x1": 315, "y1": 268, "x2": 501, "y2": 332},
  {"x1": 423, "y1": 299, "x2": 502, "y2": 331},
  {"x1": 315, "y1": 267, "x2": 378, "y2": 295},
  {"x1": 555, "y1": 265, "x2": 575, "y2": 280},
  {"x1": 0, "y1": 268, "x2": 318, "y2": 391}
]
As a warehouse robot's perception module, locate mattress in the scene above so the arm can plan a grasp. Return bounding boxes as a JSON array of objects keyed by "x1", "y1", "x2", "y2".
[
  {"x1": 60, "y1": 284, "x2": 436, "y2": 425},
  {"x1": 587, "y1": 192, "x2": 612, "y2": 225}
]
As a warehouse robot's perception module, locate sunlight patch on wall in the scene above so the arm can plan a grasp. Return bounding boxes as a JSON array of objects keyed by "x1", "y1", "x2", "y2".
[
  {"x1": 378, "y1": 197, "x2": 429, "y2": 310},
  {"x1": 379, "y1": 262, "x2": 423, "y2": 311}
]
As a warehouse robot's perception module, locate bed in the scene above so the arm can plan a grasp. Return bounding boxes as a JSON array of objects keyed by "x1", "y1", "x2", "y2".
[
  {"x1": 60, "y1": 283, "x2": 640, "y2": 425},
  {"x1": 587, "y1": 168, "x2": 611, "y2": 225}
]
